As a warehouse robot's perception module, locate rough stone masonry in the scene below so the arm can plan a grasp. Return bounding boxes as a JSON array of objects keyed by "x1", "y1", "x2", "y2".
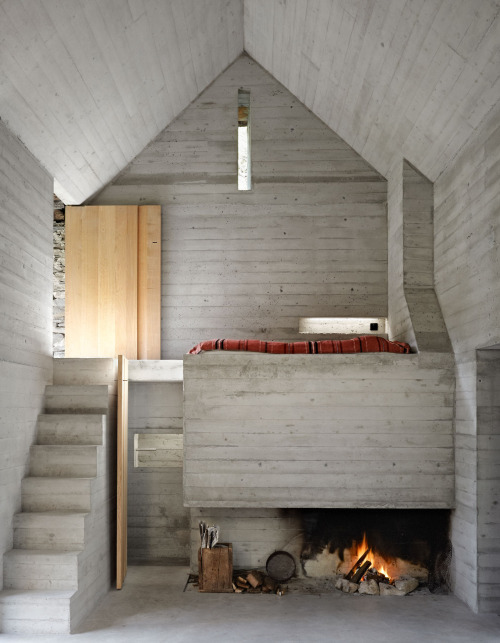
[{"x1": 53, "y1": 195, "x2": 65, "y2": 357}]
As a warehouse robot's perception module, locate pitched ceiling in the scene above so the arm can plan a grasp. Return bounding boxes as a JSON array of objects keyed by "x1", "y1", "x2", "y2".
[
  {"x1": 0, "y1": 0, "x2": 499, "y2": 204},
  {"x1": 245, "y1": 0, "x2": 500, "y2": 182},
  {"x1": 0, "y1": 0, "x2": 243, "y2": 204}
]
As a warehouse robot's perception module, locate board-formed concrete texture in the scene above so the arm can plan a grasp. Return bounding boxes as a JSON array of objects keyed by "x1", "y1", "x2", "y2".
[
  {"x1": 0, "y1": 120, "x2": 53, "y2": 590},
  {"x1": 0, "y1": 359, "x2": 117, "y2": 634},
  {"x1": 127, "y1": 378, "x2": 190, "y2": 565},
  {"x1": 476, "y1": 349, "x2": 500, "y2": 614},
  {"x1": 94, "y1": 55, "x2": 389, "y2": 359},
  {"x1": 434, "y1": 109, "x2": 500, "y2": 613},
  {"x1": 244, "y1": 1, "x2": 500, "y2": 184},
  {"x1": 1, "y1": 0, "x2": 500, "y2": 626},
  {"x1": 389, "y1": 160, "x2": 452, "y2": 353},
  {"x1": 183, "y1": 351, "x2": 455, "y2": 508},
  {"x1": 1, "y1": 2, "x2": 499, "y2": 205},
  {"x1": 0, "y1": 0, "x2": 243, "y2": 204}
]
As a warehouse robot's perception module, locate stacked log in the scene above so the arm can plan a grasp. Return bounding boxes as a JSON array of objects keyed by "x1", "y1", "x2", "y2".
[{"x1": 231, "y1": 570, "x2": 286, "y2": 595}]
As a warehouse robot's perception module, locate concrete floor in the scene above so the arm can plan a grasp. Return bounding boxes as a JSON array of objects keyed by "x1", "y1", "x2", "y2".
[{"x1": 3, "y1": 566, "x2": 500, "y2": 642}]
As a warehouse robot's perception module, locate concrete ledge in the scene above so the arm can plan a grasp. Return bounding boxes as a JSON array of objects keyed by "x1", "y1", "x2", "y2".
[{"x1": 129, "y1": 360, "x2": 183, "y2": 382}]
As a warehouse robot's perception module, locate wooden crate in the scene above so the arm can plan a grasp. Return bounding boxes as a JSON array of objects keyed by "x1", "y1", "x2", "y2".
[{"x1": 198, "y1": 544, "x2": 233, "y2": 592}]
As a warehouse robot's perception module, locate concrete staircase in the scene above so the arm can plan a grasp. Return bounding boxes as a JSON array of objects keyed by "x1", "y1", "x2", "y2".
[{"x1": 0, "y1": 359, "x2": 116, "y2": 634}]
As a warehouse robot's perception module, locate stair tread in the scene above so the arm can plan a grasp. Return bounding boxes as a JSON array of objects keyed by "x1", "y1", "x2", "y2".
[
  {"x1": 38, "y1": 413, "x2": 105, "y2": 418},
  {"x1": 0, "y1": 588, "x2": 75, "y2": 602},
  {"x1": 24, "y1": 476, "x2": 95, "y2": 481},
  {"x1": 46, "y1": 384, "x2": 111, "y2": 390},
  {"x1": 5, "y1": 548, "x2": 81, "y2": 558},
  {"x1": 31, "y1": 444, "x2": 98, "y2": 449},
  {"x1": 15, "y1": 510, "x2": 88, "y2": 517}
]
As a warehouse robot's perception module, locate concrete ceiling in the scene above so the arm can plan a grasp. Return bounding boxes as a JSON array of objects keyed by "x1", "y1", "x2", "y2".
[
  {"x1": 1, "y1": 0, "x2": 499, "y2": 204},
  {"x1": 0, "y1": 0, "x2": 243, "y2": 204},
  {"x1": 245, "y1": 0, "x2": 500, "y2": 182}
]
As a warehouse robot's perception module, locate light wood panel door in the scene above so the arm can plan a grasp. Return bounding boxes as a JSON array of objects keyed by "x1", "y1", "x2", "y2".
[
  {"x1": 137, "y1": 205, "x2": 161, "y2": 359},
  {"x1": 65, "y1": 205, "x2": 161, "y2": 359},
  {"x1": 117, "y1": 355, "x2": 128, "y2": 589}
]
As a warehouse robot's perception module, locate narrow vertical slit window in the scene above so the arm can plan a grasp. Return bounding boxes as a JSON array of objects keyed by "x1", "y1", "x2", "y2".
[{"x1": 238, "y1": 89, "x2": 251, "y2": 190}]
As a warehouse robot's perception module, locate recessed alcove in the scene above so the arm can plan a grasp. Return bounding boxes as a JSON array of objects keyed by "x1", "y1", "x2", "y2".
[
  {"x1": 300, "y1": 508, "x2": 451, "y2": 589},
  {"x1": 298, "y1": 317, "x2": 387, "y2": 336}
]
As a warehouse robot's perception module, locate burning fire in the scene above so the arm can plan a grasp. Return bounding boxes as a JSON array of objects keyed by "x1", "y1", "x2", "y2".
[{"x1": 352, "y1": 533, "x2": 391, "y2": 581}]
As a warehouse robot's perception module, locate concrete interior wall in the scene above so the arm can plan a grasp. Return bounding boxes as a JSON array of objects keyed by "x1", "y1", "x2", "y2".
[
  {"x1": 189, "y1": 508, "x2": 302, "y2": 573},
  {"x1": 387, "y1": 160, "x2": 416, "y2": 349},
  {"x1": 183, "y1": 351, "x2": 455, "y2": 509},
  {"x1": 388, "y1": 160, "x2": 451, "y2": 353},
  {"x1": 434, "y1": 107, "x2": 500, "y2": 612},
  {"x1": 0, "y1": 4, "x2": 497, "y2": 620},
  {"x1": 476, "y1": 348, "x2": 500, "y2": 614},
  {"x1": 90, "y1": 53, "x2": 390, "y2": 565},
  {"x1": 86, "y1": 53, "x2": 498, "y2": 614},
  {"x1": 0, "y1": 120, "x2": 53, "y2": 588},
  {"x1": 128, "y1": 381, "x2": 189, "y2": 564},
  {"x1": 93, "y1": 54, "x2": 388, "y2": 359}
]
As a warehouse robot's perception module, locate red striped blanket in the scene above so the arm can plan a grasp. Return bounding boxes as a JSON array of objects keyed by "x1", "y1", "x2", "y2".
[{"x1": 189, "y1": 336, "x2": 411, "y2": 355}]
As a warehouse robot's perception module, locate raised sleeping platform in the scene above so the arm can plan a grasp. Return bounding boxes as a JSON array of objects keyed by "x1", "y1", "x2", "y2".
[{"x1": 183, "y1": 338, "x2": 455, "y2": 509}]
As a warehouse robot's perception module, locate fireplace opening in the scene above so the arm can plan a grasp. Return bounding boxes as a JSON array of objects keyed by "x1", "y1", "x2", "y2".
[{"x1": 299, "y1": 509, "x2": 451, "y2": 594}]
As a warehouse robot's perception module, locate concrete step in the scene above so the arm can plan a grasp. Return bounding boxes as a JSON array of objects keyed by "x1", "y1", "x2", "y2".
[
  {"x1": 0, "y1": 588, "x2": 74, "y2": 634},
  {"x1": 14, "y1": 511, "x2": 88, "y2": 551},
  {"x1": 37, "y1": 414, "x2": 105, "y2": 445},
  {"x1": 22, "y1": 477, "x2": 92, "y2": 512},
  {"x1": 45, "y1": 384, "x2": 110, "y2": 414},
  {"x1": 3, "y1": 549, "x2": 79, "y2": 591},
  {"x1": 53, "y1": 357, "x2": 117, "y2": 386},
  {"x1": 30, "y1": 445, "x2": 98, "y2": 477}
]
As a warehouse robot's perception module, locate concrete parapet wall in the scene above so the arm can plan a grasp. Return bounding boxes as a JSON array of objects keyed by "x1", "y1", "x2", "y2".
[{"x1": 184, "y1": 351, "x2": 455, "y2": 509}]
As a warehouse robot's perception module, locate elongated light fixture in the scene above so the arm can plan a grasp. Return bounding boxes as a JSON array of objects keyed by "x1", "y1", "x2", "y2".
[{"x1": 238, "y1": 89, "x2": 251, "y2": 190}]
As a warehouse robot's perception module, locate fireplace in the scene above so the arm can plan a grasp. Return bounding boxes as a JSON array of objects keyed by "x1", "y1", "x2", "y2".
[
  {"x1": 300, "y1": 509, "x2": 451, "y2": 593},
  {"x1": 191, "y1": 507, "x2": 452, "y2": 596}
]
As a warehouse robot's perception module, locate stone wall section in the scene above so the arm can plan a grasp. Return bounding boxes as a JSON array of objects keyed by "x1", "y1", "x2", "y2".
[{"x1": 53, "y1": 197, "x2": 65, "y2": 357}]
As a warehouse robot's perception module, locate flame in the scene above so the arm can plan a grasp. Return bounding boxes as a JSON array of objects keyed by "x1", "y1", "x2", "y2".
[{"x1": 352, "y1": 533, "x2": 391, "y2": 581}]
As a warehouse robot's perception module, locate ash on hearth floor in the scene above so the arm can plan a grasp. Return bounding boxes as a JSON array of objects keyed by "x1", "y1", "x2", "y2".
[{"x1": 184, "y1": 573, "x2": 446, "y2": 597}]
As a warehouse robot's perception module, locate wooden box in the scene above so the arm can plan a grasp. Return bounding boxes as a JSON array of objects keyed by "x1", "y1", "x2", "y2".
[{"x1": 198, "y1": 543, "x2": 233, "y2": 592}]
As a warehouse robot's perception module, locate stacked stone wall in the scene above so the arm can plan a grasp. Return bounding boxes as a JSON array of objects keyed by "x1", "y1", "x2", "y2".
[{"x1": 53, "y1": 197, "x2": 65, "y2": 357}]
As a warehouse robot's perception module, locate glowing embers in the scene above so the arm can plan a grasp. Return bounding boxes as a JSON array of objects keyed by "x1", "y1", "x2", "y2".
[
  {"x1": 346, "y1": 533, "x2": 392, "y2": 586},
  {"x1": 335, "y1": 533, "x2": 420, "y2": 596},
  {"x1": 237, "y1": 89, "x2": 251, "y2": 190},
  {"x1": 299, "y1": 509, "x2": 451, "y2": 596}
]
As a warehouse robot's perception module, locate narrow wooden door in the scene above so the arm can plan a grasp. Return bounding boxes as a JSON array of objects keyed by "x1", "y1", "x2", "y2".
[
  {"x1": 137, "y1": 205, "x2": 162, "y2": 359},
  {"x1": 66, "y1": 205, "x2": 139, "y2": 358},
  {"x1": 65, "y1": 205, "x2": 161, "y2": 359},
  {"x1": 117, "y1": 355, "x2": 129, "y2": 589}
]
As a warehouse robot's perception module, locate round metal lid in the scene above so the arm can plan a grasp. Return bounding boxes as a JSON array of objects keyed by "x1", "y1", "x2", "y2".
[{"x1": 266, "y1": 551, "x2": 296, "y2": 582}]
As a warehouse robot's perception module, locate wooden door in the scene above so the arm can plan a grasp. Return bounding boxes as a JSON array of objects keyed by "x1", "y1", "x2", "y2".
[
  {"x1": 65, "y1": 205, "x2": 161, "y2": 359},
  {"x1": 116, "y1": 355, "x2": 128, "y2": 589},
  {"x1": 137, "y1": 205, "x2": 161, "y2": 359},
  {"x1": 66, "y1": 205, "x2": 138, "y2": 358}
]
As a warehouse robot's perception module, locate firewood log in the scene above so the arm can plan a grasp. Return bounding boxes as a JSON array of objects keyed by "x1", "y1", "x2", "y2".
[
  {"x1": 264, "y1": 576, "x2": 277, "y2": 591},
  {"x1": 350, "y1": 560, "x2": 372, "y2": 584},
  {"x1": 246, "y1": 571, "x2": 264, "y2": 588},
  {"x1": 345, "y1": 549, "x2": 370, "y2": 581}
]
